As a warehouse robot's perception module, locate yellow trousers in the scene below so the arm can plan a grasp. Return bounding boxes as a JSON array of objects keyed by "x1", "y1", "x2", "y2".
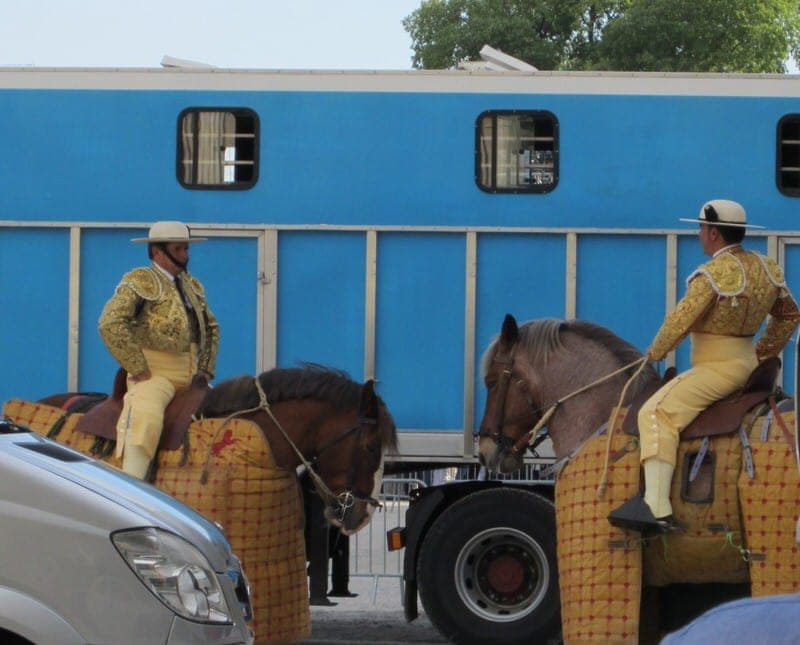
[
  {"x1": 638, "y1": 333, "x2": 757, "y2": 467},
  {"x1": 116, "y1": 346, "x2": 197, "y2": 471}
]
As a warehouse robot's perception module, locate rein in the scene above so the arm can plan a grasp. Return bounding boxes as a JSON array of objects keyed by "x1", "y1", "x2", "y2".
[
  {"x1": 487, "y1": 350, "x2": 649, "y2": 499},
  {"x1": 251, "y1": 377, "x2": 381, "y2": 516},
  {"x1": 525, "y1": 357, "x2": 649, "y2": 490},
  {"x1": 502, "y1": 355, "x2": 650, "y2": 455},
  {"x1": 596, "y1": 356, "x2": 650, "y2": 497}
]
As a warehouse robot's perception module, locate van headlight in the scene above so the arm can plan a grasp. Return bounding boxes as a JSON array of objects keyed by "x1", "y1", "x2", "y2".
[{"x1": 112, "y1": 528, "x2": 233, "y2": 624}]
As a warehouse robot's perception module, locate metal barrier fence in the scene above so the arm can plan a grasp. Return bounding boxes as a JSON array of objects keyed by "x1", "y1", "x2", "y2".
[{"x1": 349, "y1": 476, "x2": 426, "y2": 603}]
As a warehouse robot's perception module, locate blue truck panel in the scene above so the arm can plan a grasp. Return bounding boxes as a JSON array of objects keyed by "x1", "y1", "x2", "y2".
[
  {"x1": 785, "y1": 244, "x2": 800, "y2": 390},
  {"x1": 0, "y1": 88, "x2": 799, "y2": 229},
  {"x1": 77, "y1": 228, "x2": 144, "y2": 391},
  {"x1": 199, "y1": 238, "x2": 259, "y2": 379},
  {"x1": 377, "y1": 233, "x2": 465, "y2": 430},
  {"x1": 576, "y1": 235, "x2": 666, "y2": 351},
  {"x1": 473, "y1": 234, "x2": 567, "y2": 424},
  {"x1": 277, "y1": 231, "x2": 365, "y2": 379},
  {"x1": 0, "y1": 228, "x2": 70, "y2": 402},
  {"x1": 0, "y1": 70, "x2": 797, "y2": 456}
]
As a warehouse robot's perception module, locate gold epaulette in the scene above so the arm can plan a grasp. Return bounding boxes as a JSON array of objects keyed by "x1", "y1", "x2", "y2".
[
  {"x1": 755, "y1": 254, "x2": 787, "y2": 289},
  {"x1": 118, "y1": 267, "x2": 163, "y2": 301},
  {"x1": 688, "y1": 253, "x2": 744, "y2": 297}
]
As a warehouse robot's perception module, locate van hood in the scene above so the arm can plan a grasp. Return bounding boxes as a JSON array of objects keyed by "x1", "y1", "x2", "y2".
[{"x1": 2, "y1": 431, "x2": 231, "y2": 570}]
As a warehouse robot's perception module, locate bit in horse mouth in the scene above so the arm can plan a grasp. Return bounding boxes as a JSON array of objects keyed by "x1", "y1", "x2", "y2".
[{"x1": 324, "y1": 507, "x2": 369, "y2": 536}]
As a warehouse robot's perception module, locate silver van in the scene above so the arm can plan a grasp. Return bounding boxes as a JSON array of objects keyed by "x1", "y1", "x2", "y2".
[{"x1": 0, "y1": 419, "x2": 253, "y2": 644}]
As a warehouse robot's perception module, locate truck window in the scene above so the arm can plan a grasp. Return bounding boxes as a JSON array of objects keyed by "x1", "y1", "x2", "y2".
[
  {"x1": 177, "y1": 108, "x2": 259, "y2": 189},
  {"x1": 475, "y1": 110, "x2": 558, "y2": 193},
  {"x1": 778, "y1": 115, "x2": 800, "y2": 196}
]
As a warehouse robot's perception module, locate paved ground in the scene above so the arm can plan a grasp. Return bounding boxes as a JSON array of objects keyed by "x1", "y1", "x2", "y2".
[{"x1": 298, "y1": 576, "x2": 447, "y2": 644}]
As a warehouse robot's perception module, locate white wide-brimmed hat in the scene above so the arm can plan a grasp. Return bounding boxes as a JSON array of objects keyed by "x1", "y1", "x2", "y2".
[
  {"x1": 131, "y1": 221, "x2": 207, "y2": 243},
  {"x1": 679, "y1": 199, "x2": 764, "y2": 229}
]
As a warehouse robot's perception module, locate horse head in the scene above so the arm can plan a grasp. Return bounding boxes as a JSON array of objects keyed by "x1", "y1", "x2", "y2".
[
  {"x1": 201, "y1": 365, "x2": 398, "y2": 535},
  {"x1": 478, "y1": 314, "x2": 540, "y2": 474},
  {"x1": 477, "y1": 314, "x2": 658, "y2": 475},
  {"x1": 318, "y1": 379, "x2": 396, "y2": 535}
]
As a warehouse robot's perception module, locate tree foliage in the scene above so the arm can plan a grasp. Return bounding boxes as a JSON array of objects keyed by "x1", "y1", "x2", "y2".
[
  {"x1": 597, "y1": 0, "x2": 800, "y2": 72},
  {"x1": 403, "y1": 0, "x2": 800, "y2": 72},
  {"x1": 402, "y1": 0, "x2": 628, "y2": 70}
]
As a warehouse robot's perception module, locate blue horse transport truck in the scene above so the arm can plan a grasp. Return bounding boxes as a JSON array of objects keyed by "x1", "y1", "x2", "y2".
[{"x1": 1, "y1": 66, "x2": 799, "y2": 643}]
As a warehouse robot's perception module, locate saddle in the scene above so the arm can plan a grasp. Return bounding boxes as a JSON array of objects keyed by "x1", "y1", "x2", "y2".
[
  {"x1": 621, "y1": 356, "x2": 782, "y2": 440},
  {"x1": 74, "y1": 368, "x2": 210, "y2": 451}
]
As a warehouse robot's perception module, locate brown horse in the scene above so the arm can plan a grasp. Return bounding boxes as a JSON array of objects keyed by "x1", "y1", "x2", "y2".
[
  {"x1": 39, "y1": 364, "x2": 398, "y2": 535},
  {"x1": 199, "y1": 365, "x2": 398, "y2": 534},
  {"x1": 476, "y1": 314, "x2": 800, "y2": 639},
  {"x1": 478, "y1": 314, "x2": 660, "y2": 474}
]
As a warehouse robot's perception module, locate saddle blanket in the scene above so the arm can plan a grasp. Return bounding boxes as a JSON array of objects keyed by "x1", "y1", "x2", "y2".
[{"x1": 556, "y1": 405, "x2": 800, "y2": 644}]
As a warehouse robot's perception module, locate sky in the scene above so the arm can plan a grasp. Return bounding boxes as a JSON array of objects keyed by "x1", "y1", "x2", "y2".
[
  {"x1": 0, "y1": 2, "x2": 796, "y2": 72},
  {"x1": 0, "y1": 1, "x2": 422, "y2": 70}
]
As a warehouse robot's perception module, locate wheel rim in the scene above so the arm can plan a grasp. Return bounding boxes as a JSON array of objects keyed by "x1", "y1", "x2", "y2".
[{"x1": 454, "y1": 526, "x2": 549, "y2": 623}]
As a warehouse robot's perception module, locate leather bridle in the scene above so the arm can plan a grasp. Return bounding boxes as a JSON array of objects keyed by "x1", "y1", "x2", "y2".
[
  {"x1": 479, "y1": 346, "x2": 551, "y2": 456},
  {"x1": 310, "y1": 416, "x2": 383, "y2": 522},
  {"x1": 480, "y1": 346, "x2": 651, "y2": 460}
]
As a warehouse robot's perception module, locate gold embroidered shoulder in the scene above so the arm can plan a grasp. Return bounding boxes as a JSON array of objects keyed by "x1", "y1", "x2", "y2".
[
  {"x1": 118, "y1": 267, "x2": 163, "y2": 301},
  {"x1": 648, "y1": 248, "x2": 799, "y2": 361},
  {"x1": 98, "y1": 266, "x2": 220, "y2": 377},
  {"x1": 688, "y1": 252, "x2": 745, "y2": 297}
]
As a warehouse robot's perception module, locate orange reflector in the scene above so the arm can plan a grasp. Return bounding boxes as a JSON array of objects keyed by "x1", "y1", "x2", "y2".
[{"x1": 386, "y1": 527, "x2": 406, "y2": 551}]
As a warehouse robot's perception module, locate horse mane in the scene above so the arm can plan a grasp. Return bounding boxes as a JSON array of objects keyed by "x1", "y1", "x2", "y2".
[
  {"x1": 200, "y1": 363, "x2": 398, "y2": 452},
  {"x1": 563, "y1": 320, "x2": 650, "y2": 371},
  {"x1": 482, "y1": 318, "x2": 659, "y2": 398}
]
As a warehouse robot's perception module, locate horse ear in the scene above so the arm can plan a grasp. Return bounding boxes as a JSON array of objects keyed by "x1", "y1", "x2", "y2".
[
  {"x1": 359, "y1": 379, "x2": 378, "y2": 417},
  {"x1": 500, "y1": 314, "x2": 519, "y2": 347}
]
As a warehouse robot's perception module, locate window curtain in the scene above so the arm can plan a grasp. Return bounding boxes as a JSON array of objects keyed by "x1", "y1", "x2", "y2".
[{"x1": 496, "y1": 115, "x2": 522, "y2": 188}]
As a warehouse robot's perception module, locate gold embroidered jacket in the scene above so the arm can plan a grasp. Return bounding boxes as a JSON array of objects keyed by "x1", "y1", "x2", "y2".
[
  {"x1": 98, "y1": 265, "x2": 220, "y2": 377},
  {"x1": 649, "y1": 246, "x2": 800, "y2": 361}
]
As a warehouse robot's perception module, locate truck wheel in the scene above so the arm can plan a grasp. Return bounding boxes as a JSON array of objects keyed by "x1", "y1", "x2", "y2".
[{"x1": 417, "y1": 488, "x2": 560, "y2": 645}]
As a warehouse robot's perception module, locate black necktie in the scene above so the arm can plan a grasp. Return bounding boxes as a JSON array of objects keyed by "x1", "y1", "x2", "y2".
[{"x1": 176, "y1": 276, "x2": 201, "y2": 343}]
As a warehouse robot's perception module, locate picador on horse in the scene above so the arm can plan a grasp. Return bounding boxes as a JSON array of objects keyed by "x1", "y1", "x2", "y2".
[
  {"x1": 477, "y1": 198, "x2": 800, "y2": 642},
  {"x1": 96, "y1": 220, "x2": 219, "y2": 480},
  {"x1": 608, "y1": 199, "x2": 800, "y2": 533},
  {"x1": 7, "y1": 221, "x2": 397, "y2": 644}
]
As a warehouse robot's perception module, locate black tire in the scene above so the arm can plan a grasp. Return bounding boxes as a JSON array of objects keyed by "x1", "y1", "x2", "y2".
[
  {"x1": 417, "y1": 487, "x2": 560, "y2": 645},
  {"x1": 0, "y1": 629, "x2": 33, "y2": 645}
]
